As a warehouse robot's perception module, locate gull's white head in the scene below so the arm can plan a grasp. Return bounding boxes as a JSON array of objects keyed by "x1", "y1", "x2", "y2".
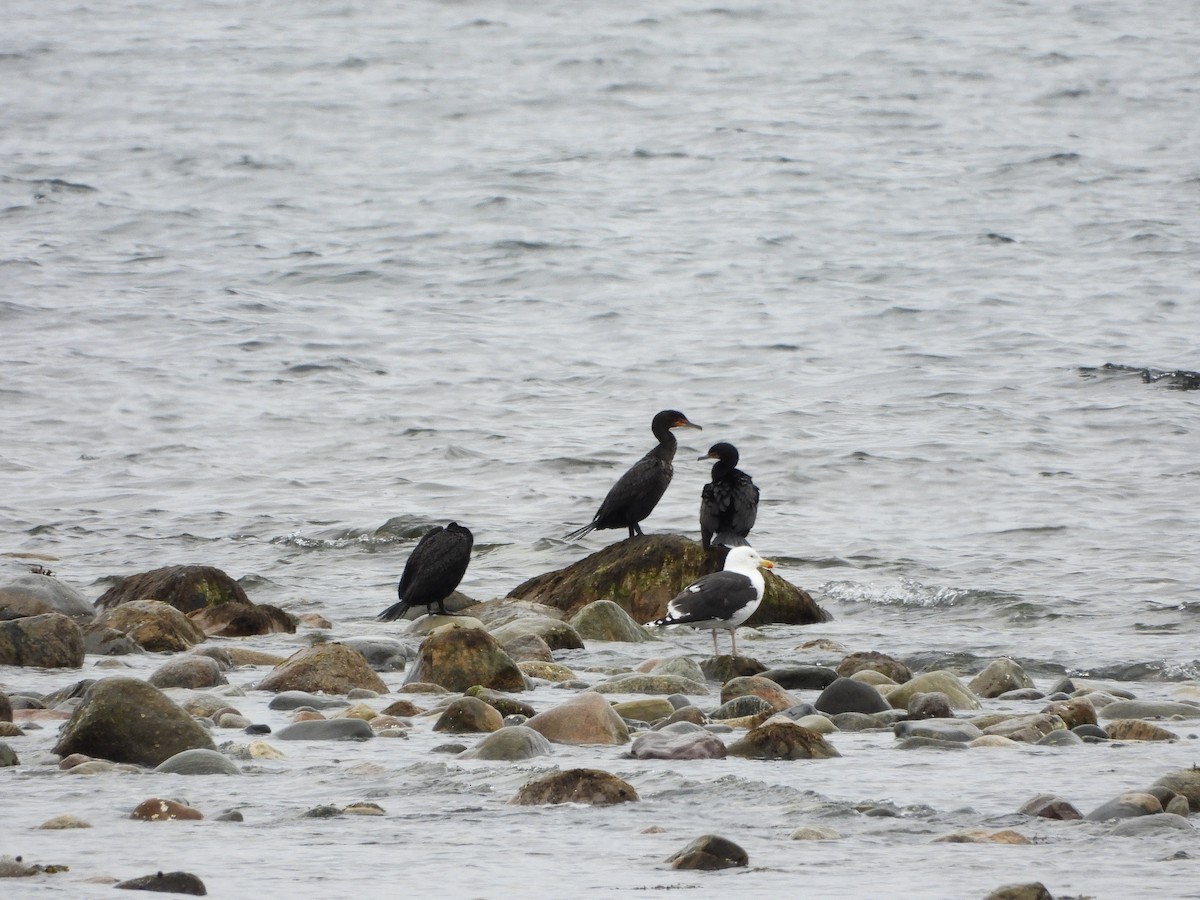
[{"x1": 724, "y1": 546, "x2": 775, "y2": 573}]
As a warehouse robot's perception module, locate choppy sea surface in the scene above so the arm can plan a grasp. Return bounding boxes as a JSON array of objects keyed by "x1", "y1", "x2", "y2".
[{"x1": 2, "y1": 0, "x2": 1199, "y2": 896}]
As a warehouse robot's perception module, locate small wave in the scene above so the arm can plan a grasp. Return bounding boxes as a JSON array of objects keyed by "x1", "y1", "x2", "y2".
[
  {"x1": 819, "y1": 578, "x2": 1032, "y2": 614},
  {"x1": 1079, "y1": 363, "x2": 1200, "y2": 391}
]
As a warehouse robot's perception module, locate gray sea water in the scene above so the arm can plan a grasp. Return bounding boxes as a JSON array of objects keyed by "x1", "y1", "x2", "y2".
[{"x1": 3, "y1": 0, "x2": 1200, "y2": 896}]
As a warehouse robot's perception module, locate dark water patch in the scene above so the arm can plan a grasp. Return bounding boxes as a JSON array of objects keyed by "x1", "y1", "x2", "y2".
[
  {"x1": 1, "y1": 175, "x2": 98, "y2": 194},
  {"x1": 1079, "y1": 363, "x2": 1200, "y2": 391},
  {"x1": 1075, "y1": 660, "x2": 1200, "y2": 682}
]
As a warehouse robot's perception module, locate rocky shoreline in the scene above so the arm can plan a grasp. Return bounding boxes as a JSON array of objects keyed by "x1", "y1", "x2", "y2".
[{"x1": 2, "y1": 539, "x2": 1199, "y2": 898}]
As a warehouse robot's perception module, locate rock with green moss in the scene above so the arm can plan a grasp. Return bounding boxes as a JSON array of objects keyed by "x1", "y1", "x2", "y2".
[
  {"x1": 508, "y1": 534, "x2": 829, "y2": 625},
  {"x1": 407, "y1": 623, "x2": 526, "y2": 693},
  {"x1": 96, "y1": 600, "x2": 207, "y2": 652},
  {"x1": 0, "y1": 613, "x2": 85, "y2": 668},
  {"x1": 569, "y1": 599, "x2": 654, "y2": 642},
  {"x1": 257, "y1": 642, "x2": 388, "y2": 695},
  {"x1": 95, "y1": 564, "x2": 250, "y2": 614},
  {"x1": 52, "y1": 677, "x2": 216, "y2": 766}
]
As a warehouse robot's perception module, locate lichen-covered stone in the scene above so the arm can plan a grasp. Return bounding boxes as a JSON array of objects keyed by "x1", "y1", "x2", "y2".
[
  {"x1": 726, "y1": 721, "x2": 840, "y2": 760},
  {"x1": 569, "y1": 599, "x2": 654, "y2": 642},
  {"x1": 720, "y1": 675, "x2": 796, "y2": 711},
  {"x1": 0, "y1": 613, "x2": 85, "y2": 668},
  {"x1": 968, "y1": 658, "x2": 1034, "y2": 698},
  {"x1": 433, "y1": 696, "x2": 504, "y2": 733},
  {"x1": 257, "y1": 643, "x2": 387, "y2": 695},
  {"x1": 188, "y1": 602, "x2": 297, "y2": 637},
  {"x1": 95, "y1": 564, "x2": 249, "y2": 613},
  {"x1": 836, "y1": 650, "x2": 911, "y2": 683},
  {"x1": 511, "y1": 768, "x2": 638, "y2": 806},
  {"x1": 885, "y1": 670, "x2": 981, "y2": 711},
  {"x1": 666, "y1": 835, "x2": 748, "y2": 870},
  {"x1": 405, "y1": 623, "x2": 525, "y2": 692},
  {"x1": 97, "y1": 600, "x2": 207, "y2": 652},
  {"x1": 508, "y1": 534, "x2": 828, "y2": 626},
  {"x1": 147, "y1": 656, "x2": 228, "y2": 690}
]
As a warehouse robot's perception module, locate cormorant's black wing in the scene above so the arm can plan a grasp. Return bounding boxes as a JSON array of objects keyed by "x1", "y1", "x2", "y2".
[
  {"x1": 380, "y1": 524, "x2": 473, "y2": 620},
  {"x1": 700, "y1": 470, "x2": 759, "y2": 547},
  {"x1": 590, "y1": 453, "x2": 672, "y2": 530}
]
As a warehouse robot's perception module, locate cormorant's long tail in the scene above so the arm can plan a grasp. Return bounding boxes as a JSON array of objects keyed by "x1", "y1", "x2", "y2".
[
  {"x1": 713, "y1": 531, "x2": 750, "y2": 549},
  {"x1": 377, "y1": 599, "x2": 411, "y2": 622},
  {"x1": 564, "y1": 521, "x2": 597, "y2": 540}
]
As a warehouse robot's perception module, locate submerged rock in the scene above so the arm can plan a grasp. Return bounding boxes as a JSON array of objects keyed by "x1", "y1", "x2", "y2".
[
  {"x1": 630, "y1": 731, "x2": 727, "y2": 760},
  {"x1": 1085, "y1": 792, "x2": 1164, "y2": 821},
  {"x1": 129, "y1": 798, "x2": 204, "y2": 821},
  {"x1": 511, "y1": 768, "x2": 639, "y2": 806},
  {"x1": 885, "y1": 671, "x2": 981, "y2": 711},
  {"x1": 525, "y1": 692, "x2": 630, "y2": 745},
  {"x1": 458, "y1": 725, "x2": 553, "y2": 761},
  {"x1": 0, "y1": 613, "x2": 85, "y2": 668},
  {"x1": 188, "y1": 602, "x2": 296, "y2": 637},
  {"x1": 154, "y1": 748, "x2": 240, "y2": 775},
  {"x1": 147, "y1": 656, "x2": 227, "y2": 690},
  {"x1": 969, "y1": 658, "x2": 1034, "y2": 698},
  {"x1": 433, "y1": 697, "x2": 504, "y2": 734},
  {"x1": 836, "y1": 650, "x2": 911, "y2": 684},
  {"x1": 1018, "y1": 794, "x2": 1082, "y2": 820},
  {"x1": 815, "y1": 677, "x2": 890, "y2": 715},
  {"x1": 983, "y1": 883, "x2": 1054, "y2": 900},
  {"x1": 1154, "y1": 768, "x2": 1200, "y2": 812},
  {"x1": 726, "y1": 721, "x2": 840, "y2": 760},
  {"x1": 0, "y1": 573, "x2": 94, "y2": 620},
  {"x1": 114, "y1": 870, "x2": 207, "y2": 895},
  {"x1": 508, "y1": 533, "x2": 828, "y2": 626},
  {"x1": 53, "y1": 677, "x2": 216, "y2": 766},
  {"x1": 275, "y1": 718, "x2": 375, "y2": 741},
  {"x1": 257, "y1": 643, "x2": 387, "y2": 695},
  {"x1": 666, "y1": 835, "x2": 748, "y2": 871}
]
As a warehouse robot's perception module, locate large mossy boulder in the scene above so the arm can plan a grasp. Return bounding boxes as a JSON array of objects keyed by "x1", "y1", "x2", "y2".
[
  {"x1": 508, "y1": 534, "x2": 829, "y2": 625},
  {"x1": 53, "y1": 677, "x2": 216, "y2": 766},
  {"x1": 95, "y1": 565, "x2": 250, "y2": 614},
  {"x1": 406, "y1": 622, "x2": 526, "y2": 692},
  {"x1": 257, "y1": 642, "x2": 388, "y2": 695},
  {"x1": 0, "y1": 613, "x2": 85, "y2": 668},
  {"x1": 0, "y1": 573, "x2": 95, "y2": 620}
]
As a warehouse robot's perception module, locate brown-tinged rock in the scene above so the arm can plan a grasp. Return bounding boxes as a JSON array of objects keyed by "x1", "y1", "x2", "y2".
[
  {"x1": 0, "y1": 572, "x2": 94, "y2": 620},
  {"x1": 1105, "y1": 719, "x2": 1177, "y2": 741},
  {"x1": 984, "y1": 883, "x2": 1055, "y2": 900},
  {"x1": 720, "y1": 675, "x2": 796, "y2": 711},
  {"x1": 1042, "y1": 697, "x2": 1097, "y2": 730},
  {"x1": 405, "y1": 622, "x2": 525, "y2": 692},
  {"x1": 381, "y1": 698, "x2": 423, "y2": 717},
  {"x1": 508, "y1": 534, "x2": 828, "y2": 626},
  {"x1": 982, "y1": 713, "x2": 1066, "y2": 743},
  {"x1": 97, "y1": 600, "x2": 206, "y2": 652},
  {"x1": 147, "y1": 656, "x2": 228, "y2": 690},
  {"x1": 885, "y1": 670, "x2": 981, "y2": 711},
  {"x1": 95, "y1": 564, "x2": 249, "y2": 613},
  {"x1": 129, "y1": 798, "x2": 204, "y2": 821},
  {"x1": 114, "y1": 871, "x2": 208, "y2": 895},
  {"x1": 666, "y1": 834, "x2": 748, "y2": 871},
  {"x1": 569, "y1": 599, "x2": 654, "y2": 642},
  {"x1": 933, "y1": 828, "x2": 1030, "y2": 844},
  {"x1": 1154, "y1": 767, "x2": 1200, "y2": 812},
  {"x1": 968, "y1": 658, "x2": 1034, "y2": 699},
  {"x1": 256, "y1": 643, "x2": 387, "y2": 695},
  {"x1": 433, "y1": 696, "x2": 504, "y2": 733},
  {"x1": 525, "y1": 692, "x2": 630, "y2": 745},
  {"x1": 630, "y1": 731, "x2": 727, "y2": 760},
  {"x1": 1018, "y1": 793, "x2": 1082, "y2": 820},
  {"x1": 726, "y1": 721, "x2": 840, "y2": 760},
  {"x1": 836, "y1": 650, "x2": 911, "y2": 683},
  {"x1": 517, "y1": 660, "x2": 577, "y2": 682},
  {"x1": 1085, "y1": 791, "x2": 1164, "y2": 821},
  {"x1": 511, "y1": 768, "x2": 638, "y2": 806},
  {"x1": 0, "y1": 613, "x2": 85, "y2": 668},
  {"x1": 188, "y1": 602, "x2": 296, "y2": 637},
  {"x1": 463, "y1": 686, "x2": 536, "y2": 718},
  {"x1": 501, "y1": 632, "x2": 555, "y2": 663}
]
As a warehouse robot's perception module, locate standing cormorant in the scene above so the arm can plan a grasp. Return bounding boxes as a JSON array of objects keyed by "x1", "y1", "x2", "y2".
[
  {"x1": 698, "y1": 441, "x2": 760, "y2": 550},
  {"x1": 565, "y1": 409, "x2": 702, "y2": 540},
  {"x1": 378, "y1": 522, "x2": 473, "y2": 621},
  {"x1": 646, "y1": 545, "x2": 774, "y2": 656}
]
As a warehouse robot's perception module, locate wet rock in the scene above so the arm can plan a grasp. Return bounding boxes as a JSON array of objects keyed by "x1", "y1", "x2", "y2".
[
  {"x1": 458, "y1": 725, "x2": 553, "y2": 761},
  {"x1": 790, "y1": 825, "x2": 840, "y2": 840},
  {"x1": 968, "y1": 658, "x2": 1034, "y2": 698},
  {"x1": 257, "y1": 642, "x2": 388, "y2": 695},
  {"x1": 699, "y1": 655, "x2": 766, "y2": 682},
  {"x1": 720, "y1": 675, "x2": 796, "y2": 711},
  {"x1": 488, "y1": 616, "x2": 585, "y2": 652},
  {"x1": 115, "y1": 870, "x2": 207, "y2": 894},
  {"x1": 1036, "y1": 729, "x2": 1083, "y2": 747},
  {"x1": 37, "y1": 814, "x2": 91, "y2": 829},
  {"x1": 97, "y1": 600, "x2": 207, "y2": 652},
  {"x1": 849, "y1": 669, "x2": 898, "y2": 688},
  {"x1": 0, "y1": 691, "x2": 10, "y2": 722},
  {"x1": 154, "y1": 748, "x2": 240, "y2": 775},
  {"x1": 831, "y1": 711, "x2": 888, "y2": 732},
  {"x1": 517, "y1": 661, "x2": 577, "y2": 682},
  {"x1": 509, "y1": 534, "x2": 828, "y2": 626},
  {"x1": 1042, "y1": 697, "x2": 1097, "y2": 729},
  {"x1": 906, "y1": 691, "x2": 953, "y2": 720},
  {"x1": 1105, "y1": 719, "x2": 1177, "y2": 741},
  {"x1": 814, "y1": 677, "x2": 890, "y2": 715},
  {"x1": 511, "y1": 768, "x2": 639, "y2": 806},
  {"x1": 726, "y1": 721, "x2": 840, "y2": 760},
  {"x1": 0, "y1": 613, "x2": 85, "y2": 668},
  {"x1": 1019, "y1": 794, "x2": 1083, "y2": 820},
  {"x1": 96, "y1": 564, "x2": 249, "y2": 614},
  {"x1": 275, "y1": 719, "x2": 374, "y2": 741},
  {"x1": 893, "y1": 718, "x2": 983, "y2": 743},
  {"x1": 81, "y1": 622, "x2": 143, "y2": 656},
  {"x1": 380, "y1": 698, "x2": 423, "y2": 717},
  {"x1": 630, "y1": 731, "x2": 727, "y2": 760},
  {"x1": 267, "y1": 691, "x2": 351, "y2": 711},
  {"x1": 302, "y1": 804, "x2": 343, "y2": 818},
  {"x1": 1111, "y1": 814, "x2": 1194, "y2": 836},
  {"x1": 501, "y1": 632, "x2": 555, "y2": 663},
  {"x1": 569, "y1": 599, "x2": 654, "y2": 642},
  {"x1": 759, "y1": 665, "x2": 838, "y2": 690},
  {"x1": 53, "y1": 677, "x2": 216, "y2": 766},
  {"x1": 666, "y1": 834, "x2": 748, "y2": 871},
  {"x1": 613, "y1": 697, "x2": 676, "y2": 723},
  {"x1": 1072, "y1": 723, "x2": 1109, "y2": 741},
  {"x1": 147, "y1": 656, "x2": 227, "y2": 690},
  {"x1": 404, "y1": 613, "x2": 486, "y2": 638},
  {"x1": 885, "y1": 671, "x2": 981, "y2": 711},
  {"x1": 0, "y1": 742, "x2": 17, "y2": 767},
  {"x1": 225, "y1": 647, "x2": 287, "y2": 667},
  {"x1": 981, "y1": 713, "x2": 1066, "y2": 743},
  {"x1": 405, "y1": 623, "x2": 526, "y2": 692},
  {"x1": 647, "y1": 656, "x2": 707, "y2": 683},
  {"x1": 657, "y1": 706, "x2": 710, "y2": 728},
  {"x1": 525, "y1": 692, "x2": 630, "y2": 745},
  {"x1": 463, "y1": 686, "x2": 536, "y2": 718},
  {"x1": 836, "y1": 650, "x2": 911, "y2": 683},
  {"x1": 1100, "y1": 700, "x2": 1200, "y2": 720},
  {"x1": 129, "y1": 798, "x2": 204, "y2": 821},
  {"x1": 934, "y1": 829, "x2": 1030, "y2": 844},
  {"x1": 433, "y1": 697, "x2": 504, "y2": 733},
  {"x1": 592, "y1": 673, "x2": 708, "y2": 695},
  {"x1": 340, "y1": 637, "x2": 409, "y2": 672},
  {"x1": 1145, "y1": 786, "x2": 1191, "y2": 817},
  {"x1": 709, "y1": 695, "x2": 774, "y2": 720},
  {"x1": 188, "y1": 602, "x2": 296, "y2": 637},
  {"x1": 1153, "y1": 768, "x2": 1200, "y2": 812},
  {"x1": 1086, "y1": 792, "x2": 1164, "y2": 821},
  {"x1": 0, "y1": 572, "x2": 94, "y2": 620},
  {"x1": 984, "y1": 882, "x2": 1054, "y2": 900}
]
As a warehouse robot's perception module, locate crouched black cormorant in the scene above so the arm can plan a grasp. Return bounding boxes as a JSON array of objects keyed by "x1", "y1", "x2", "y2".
[
  {"x1": 378, "y1": 522, "x2": 473, "y2": 621},
  {"x1": 698, "y1": 441, "x2": 760, "y2": 550},
  {"x1": 646, "y1": 545, "x2": 774, "y2": 656},
  {"x1": 565, "y1": 409, "x2": 702, "y2": 541}
]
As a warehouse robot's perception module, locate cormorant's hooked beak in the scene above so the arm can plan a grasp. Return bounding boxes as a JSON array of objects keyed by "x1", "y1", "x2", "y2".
[
  {"x1": 674, "y1": 417, "x2": 702, "y2": 430},
  {"x1": 698, "y1": 449, "x2": 719, "y2": 461}
]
